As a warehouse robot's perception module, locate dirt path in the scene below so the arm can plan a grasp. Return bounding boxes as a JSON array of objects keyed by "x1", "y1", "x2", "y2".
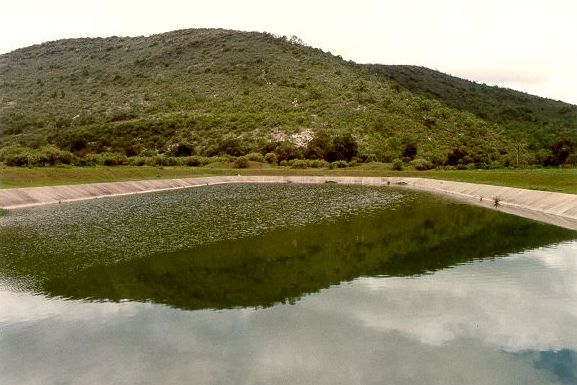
[{"x1": 1, "y1": 176, "x2": 576, "y2": 230}]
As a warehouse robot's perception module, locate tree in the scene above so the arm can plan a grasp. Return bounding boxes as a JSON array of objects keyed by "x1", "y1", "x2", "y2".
[
  {"x1": 546, "y1": 139, "x2": 574, "y2": 166},
  {"x1": 402, "y1": 143, "x2": 418, "y2": 160},
  {"x1": 275, "y1": 142, "x2": 303, "y2": 161},
  {"x1": 174, "y1": 143, "x2": 194, "y2": 157},
  {"x1": 329, "y1": 133, "x2": 358, "y2": 162},
  {"x1": 289, "y1": 35, "x2": 304, "y2": 46},
  {"x1": 305, "y1": 131, "x2": 332, "y2": 160},
  {"x1": 211, "y1": 138, "x2": 245, "y2": 157},
  {"x1": 447, "y1": 147, "x2": 468, "y2": 166}
]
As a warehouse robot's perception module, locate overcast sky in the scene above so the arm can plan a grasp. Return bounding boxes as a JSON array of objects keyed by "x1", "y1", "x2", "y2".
[{"x1": 2, "y1": 0, "x2": 576, "y2": 104}]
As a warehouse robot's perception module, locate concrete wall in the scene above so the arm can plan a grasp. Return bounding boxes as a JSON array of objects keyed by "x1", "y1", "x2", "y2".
[{"x1": 1, "y1": 176, "x2": 576, "y2": 230}]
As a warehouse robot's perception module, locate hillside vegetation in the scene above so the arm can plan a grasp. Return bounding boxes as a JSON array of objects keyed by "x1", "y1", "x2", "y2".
[
  {"x1": 0, "y1": 28, "x2": 575, "y2": 168},
  {"x1": 369, "y1": 65, "x2": 577, "y2": 164}
]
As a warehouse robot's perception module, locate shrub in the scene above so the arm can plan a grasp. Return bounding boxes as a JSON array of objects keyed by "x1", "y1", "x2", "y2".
[
  {"x1": 152, "y1": 156, "x2": 178, "y2": 166},
  {"x1": 291, "y1": 159, "x2": 308, "y2": 169},
  {"x1": 88, "y1": 152, "x2": 128, "y2": 166},
  {"x1": 182, "y1": 156, "x2": 210, "y2": 167},
  {"x1": 1, "y1": 147, "x2": 30, "y2": 166},
  {"x1": 40, "y1": 145, "x2": 74, "y2": 165},
  {"x1": 246, "y1": 152, "x2": 264, "y2": 162},
  {"x1": 139, "y1": 149, "x2": 157, "y2": 157},
  {"x1": 359, "y1": 153, "x2": 377, "y2": 163},
  {"x1": 71, "y1": 157, "x2": 93, "y2": 166},
  {"x1": 308, "y1": 159, "x2": 329, "y2": 168},
  {"x1": 488, "y1": 161, "x2": 501, "y2": 169},
  {"x1": 331, "y1": 160, "x2": 349, "y2": 168},
  {"x1": 447, "y1": 147, "x2": 468, "y2": 166},
  {"x1": 173, "y1": 143, "x2": 194, "y2": 157},
  {"x1": 207, "y1": 156, "x2": 230, "y2": 164},
  {"x1": 128, "y1": 156, "x2": 147, "y2": 166},
  {"x1": 0, "y1": 145, "x2": 75, "y2": 167},
  {"x1": 210, "y1": 138, "x2": 246, "y2": 157},
  {"x1": 274, "y1": 142, "x2": 303, "y2": 161},
  {"x1": 410, "y1": 158, "x2": 434, "y2": 170},
  {"x1": 264, "y1": 152, "x2": 278, "y2": 164},
  {"x1": 233, "y1": 156, "x2": 249, "y2": 168},
  {"x1": 392, "y1": 158, "x2": 403, "y2": 171}
]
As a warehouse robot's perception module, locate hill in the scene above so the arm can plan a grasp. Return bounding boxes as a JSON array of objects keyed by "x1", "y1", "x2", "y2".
[
  {"x1": 0, "y1": 28, "x2": 574, "y2": 167},
  {"x1": 369, "y1": 65, "x2": 577, "y2": 163}
]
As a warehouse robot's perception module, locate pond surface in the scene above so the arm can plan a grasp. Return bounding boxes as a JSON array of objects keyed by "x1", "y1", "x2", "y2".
[{"x1": 1, "y1": 184, "x2": 577, "y2": 384}]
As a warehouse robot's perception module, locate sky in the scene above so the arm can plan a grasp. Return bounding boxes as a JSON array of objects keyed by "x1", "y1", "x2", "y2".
[{"x1": 1, "y1": 0, "x2": 576, "y2": 104}]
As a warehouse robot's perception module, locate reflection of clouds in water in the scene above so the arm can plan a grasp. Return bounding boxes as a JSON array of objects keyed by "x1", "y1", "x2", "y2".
[
  {"x1": 539, "y1": 243, "x2": 577, "y2": 296},
  {"x1": 0, "y1": 291, "x2": 143, "y2": 324},
  {"x1": 0, "y1": 298, "x2": 560, "y2": 385},
  {"x1": 0, "y1": 300, "x2": 256, "y2": 385},
  {"x1": 1, "y1": 242, "x2": 577, "y2": 385},
  {"x1": 331, "y1": 242, "x2": 577, "y2": 351}
]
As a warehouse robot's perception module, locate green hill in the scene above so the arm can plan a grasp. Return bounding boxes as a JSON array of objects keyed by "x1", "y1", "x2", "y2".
[
  {"x1": 369, "y1": 65, "x2": 577, "y2": 164},
  {"x1": 0, "y1": 28, "x2": 574, "y2": 167}
]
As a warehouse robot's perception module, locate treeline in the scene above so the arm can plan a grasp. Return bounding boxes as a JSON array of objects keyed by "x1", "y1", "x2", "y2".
[
  {"x1": 0, "y1": 145, "x2": 351, "y2": 169},
  {"x1": 2, "y1": 132, "x2": 576, "y2": 169}
]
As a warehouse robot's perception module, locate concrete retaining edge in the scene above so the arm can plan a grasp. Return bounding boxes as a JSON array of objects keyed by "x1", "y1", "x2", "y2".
[{"x1": 1, "y1": 176, "x2": 576, "y2": 230}]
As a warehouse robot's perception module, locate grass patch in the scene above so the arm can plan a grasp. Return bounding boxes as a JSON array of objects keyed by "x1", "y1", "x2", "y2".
[
  {"x1": 1, "y1": 164, "x2": 576, "y2": 194},
  {"x1": 415, "y1": 168, "x2": 577, "y2": 194}
]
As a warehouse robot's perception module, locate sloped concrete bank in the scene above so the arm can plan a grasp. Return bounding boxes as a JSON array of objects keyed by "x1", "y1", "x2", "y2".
[{"x1": 1, "y1": 176, "x2": 576, "y2": 230}]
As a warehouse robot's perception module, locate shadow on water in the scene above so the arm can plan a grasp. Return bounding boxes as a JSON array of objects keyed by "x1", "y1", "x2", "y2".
[{"x1": 42, "y1": 195, "x2": 576, "y2": 310}]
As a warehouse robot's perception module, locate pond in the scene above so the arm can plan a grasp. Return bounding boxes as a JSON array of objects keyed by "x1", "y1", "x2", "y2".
[{"x1": 1, "y1": 183, "x2": 576, "y2": 384}]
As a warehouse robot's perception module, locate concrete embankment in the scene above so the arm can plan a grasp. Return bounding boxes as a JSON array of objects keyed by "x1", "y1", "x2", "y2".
[{"x1": 1, "y1": 176, "x2": 576, "y2": 230}]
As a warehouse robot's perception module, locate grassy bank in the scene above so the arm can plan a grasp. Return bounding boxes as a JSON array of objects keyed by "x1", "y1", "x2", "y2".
[{"x1": 1, "y1": 164, "x2": 576, "y2": 194}]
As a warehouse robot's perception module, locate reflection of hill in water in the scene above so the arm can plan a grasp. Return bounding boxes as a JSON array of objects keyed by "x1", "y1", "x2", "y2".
[{"x1": 43, "y1": 196, "x2": 576, "y2": 310}]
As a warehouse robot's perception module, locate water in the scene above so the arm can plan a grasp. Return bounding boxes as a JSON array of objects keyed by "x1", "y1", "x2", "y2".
[{"x1": 1, "y1": 183, "x2": 576, "y2": 384}]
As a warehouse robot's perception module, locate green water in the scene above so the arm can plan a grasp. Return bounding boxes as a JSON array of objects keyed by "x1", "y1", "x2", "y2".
[{"x1": 1, "y1": 184, "x2": 576, "y2": 384}]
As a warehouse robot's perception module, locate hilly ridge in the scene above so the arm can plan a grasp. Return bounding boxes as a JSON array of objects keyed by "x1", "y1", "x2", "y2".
[
  {"x1": 0, "y1": 28, "x2": 575, "y2": 168},
  {"x1": 368, "y1": 64, "x2": 577, "y2": 138}
]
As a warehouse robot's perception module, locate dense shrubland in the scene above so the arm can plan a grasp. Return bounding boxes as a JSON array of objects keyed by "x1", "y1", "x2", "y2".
[
  {"x1": 369, "y1": 65, "x2": 577, "y2": 167},
  {"x1": 1, "y1": 29, "x2": 575, "y2": 168}
]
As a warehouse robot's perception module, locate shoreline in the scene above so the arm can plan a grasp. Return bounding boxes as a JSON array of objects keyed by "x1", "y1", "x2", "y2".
[{"x1": 1, "y1": 175, "x2": 576, "y2": 230}]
